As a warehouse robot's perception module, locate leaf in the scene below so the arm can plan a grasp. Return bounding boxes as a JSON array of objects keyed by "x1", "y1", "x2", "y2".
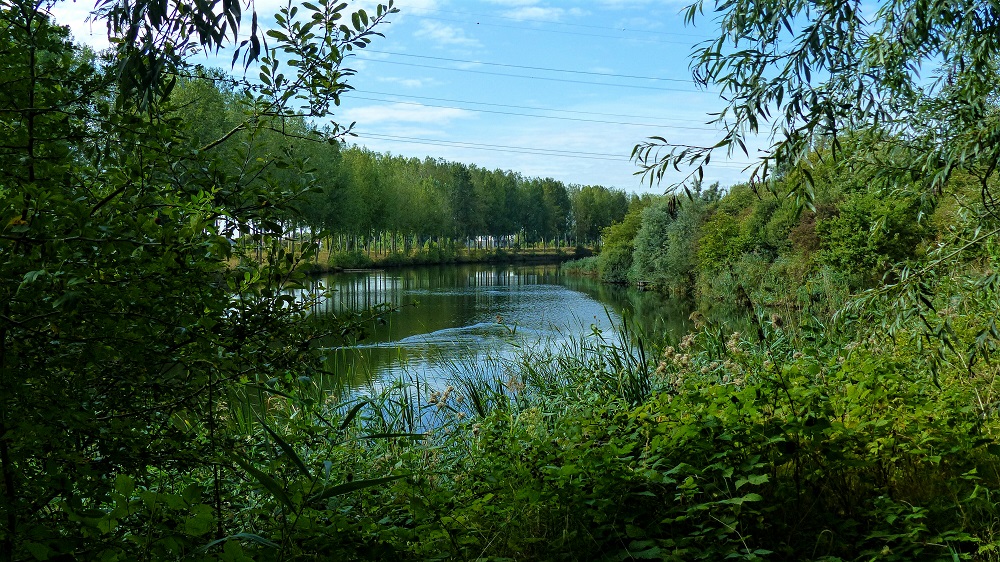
[
  {"x1": 254, "y1": 412, "x2": 312, "y2": 479},
  {"x1": 201, "y1": 532, "x2": 280, "y2": 552},
  {"x1": 230, "y1": 454, "x2": 296, "y2": 511},
  {"x1": 339, "y1": 399, "x2": 370, "y2": 430},
  {"x1": 356, "y1": 432, "x2": 427, "y2": 441},
  {"x1": 184, "y1": 504, "x2": 215, "y2": 537},
  {"x1": 114, "y1": 474, "x2": 135, "y2": 496},
  {"x1": 309, "y1": 474, "x2": 408, "y2": 503}
]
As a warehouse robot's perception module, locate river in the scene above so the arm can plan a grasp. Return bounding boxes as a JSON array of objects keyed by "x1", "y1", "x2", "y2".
[{"x1": 308, "y1": 264, "x2": 693, "y2": 390}]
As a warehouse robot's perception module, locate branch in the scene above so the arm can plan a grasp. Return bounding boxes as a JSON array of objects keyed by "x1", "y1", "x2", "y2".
[{"x1": 200, "y1": 122, "x2": 247, "y2": 152}]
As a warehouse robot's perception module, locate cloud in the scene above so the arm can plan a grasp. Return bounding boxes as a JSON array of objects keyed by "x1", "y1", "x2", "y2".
[
  {"x1": 342, "y1": 102, "x2": 473, "y2": 124},
  {"x1": 483, "y1": 0, "x2": 540, "y2": 6},
  {"x1": 501, "y1": 6, "x2": 585, "y2": 21},
  {"x1": 373, "y1": 76, "x2": 438, "y2": 88},
  {"x1": 413, "y1": 20, "x2": 482, "y2": 48}
]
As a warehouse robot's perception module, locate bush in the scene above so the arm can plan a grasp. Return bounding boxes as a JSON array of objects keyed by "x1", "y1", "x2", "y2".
[
  {"x1": 330, "y1": 249, "x2": 375, "y2": 269},
  {"x1": 561, "y1": 255, "x2": 600, "y2": 275},
  {"x1": 632, "y1": 196, "x2": 704, "y2": 295},
  {"x1": 817, "y1": 190, "x2": 929, "y2": 286}
]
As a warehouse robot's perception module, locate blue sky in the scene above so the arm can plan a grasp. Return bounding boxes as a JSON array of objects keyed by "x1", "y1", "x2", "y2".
[{"x1": 52, "y1": 0, "x2": 756, "y2": 193}]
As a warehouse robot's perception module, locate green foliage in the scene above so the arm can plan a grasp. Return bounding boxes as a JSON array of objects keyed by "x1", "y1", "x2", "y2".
[
  {"x1": 278, "y1": 310, "x2": 1000, "y2": 561},
  {"x1": 634, "y1": 0, "x2": 1000, "y2": 213},
  {"x1": 561, "y1": 255, "x2": 601, "y2": 276},
  {"x1": 594, "y1": 197, "x2": 653, "y2": 284},
  {"x1": 330, "y1": 250, "x2": 375, "y2": 269},
  {"x1": 817, "y1": 190, "x2": 929, "y2": 285},
  {"x1": 295, "y1": 149, "x2": 624, "y2": 252},
  {"x1": 0, "y1": 0, "x2": 396, "y2": 559},
  {"x1": 632, "y1": 195, "x2": 705, "y2": 295}
]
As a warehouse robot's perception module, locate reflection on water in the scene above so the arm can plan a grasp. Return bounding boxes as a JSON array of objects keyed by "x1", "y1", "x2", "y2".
[{"x1": 308, "y1": 264, "x2": 692, "y2": 388}]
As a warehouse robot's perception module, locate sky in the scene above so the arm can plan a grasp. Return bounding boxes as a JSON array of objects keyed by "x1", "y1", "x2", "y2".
[{"x1": 50, "y1": 0, "x2": 757, "y2": 193}]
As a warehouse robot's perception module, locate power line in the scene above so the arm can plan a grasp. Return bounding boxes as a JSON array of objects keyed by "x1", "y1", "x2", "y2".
[
  {"x1": 410, "y1": 7, "x2": 707, "y2": 39},
  {"x1": 363, "y1": 50, "x2": 692, "y2": 83},
  {"x1": 345, "y1": 95, "x2": 720, "y2": 130},
  {"x1": 355, "y1": 133, "x2": 633, "y2": 161},
  {"x1": 354, "y1": 58, "x2": 713, "y2": 93},
  {"x1": 405, "y1": 13, "x2": 700, "y2": 46},
  {"x1": 354, "y1": 132, "x2": 756, "y2": 169},
  {"x1": 352, "y1": 89, "x2": 712, "y2": 124}
]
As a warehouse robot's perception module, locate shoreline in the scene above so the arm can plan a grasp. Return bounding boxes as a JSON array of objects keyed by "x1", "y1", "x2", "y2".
[{"x1": 302, "y1": 247, "x2": 594, "y2": 274}]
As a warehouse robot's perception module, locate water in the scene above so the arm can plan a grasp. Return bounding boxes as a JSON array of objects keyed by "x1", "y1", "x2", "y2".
[{"x1": 307, "y1": 264, "x2": 693, "y2": 389}]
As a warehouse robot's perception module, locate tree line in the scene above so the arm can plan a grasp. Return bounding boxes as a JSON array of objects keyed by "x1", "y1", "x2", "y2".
[
  {"x1": 170, "y1": 71, "x2": 637, "y2": 258},
  {"x1": 297, "y1": 146, "x2": 635, "y2": 254}
]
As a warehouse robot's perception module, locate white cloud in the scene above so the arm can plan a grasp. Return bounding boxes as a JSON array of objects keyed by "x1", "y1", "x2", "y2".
[
  {"x1": 501, "y1": 6, "x2": 582, "y2": 21},
  {"x1": 374, "y1": 76, "x2": 438, "y2": 88},
  {"x1": 413, "y1": 20, "x2": 482, "y2": 48},
  {"x1": 483, "y1": 0, "x2": 540, "y2": 6},
  {"x1": 342, "y1": 102, "x2": 473, "y2": 124}
]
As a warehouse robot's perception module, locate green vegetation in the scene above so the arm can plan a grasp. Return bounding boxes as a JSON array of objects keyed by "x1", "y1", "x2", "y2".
[
  {"x1": 573, "y1": 153, "x2": 934, "y2": 313},
  {"x1": 295, "y1": 147, "x2": 633, "y2": 261},
  {"x1": 5, "y1": 0, "x2": 1000, "y2": 559}
]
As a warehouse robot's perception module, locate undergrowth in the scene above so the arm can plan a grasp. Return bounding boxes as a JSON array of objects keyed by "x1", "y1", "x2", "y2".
[{"x1": 44, "y1": 282, "x2": 1000, "y2": 561}]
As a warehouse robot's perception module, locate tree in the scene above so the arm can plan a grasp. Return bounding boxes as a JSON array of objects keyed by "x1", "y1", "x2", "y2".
[
  {"x1": 631, "y1": 0, "x2": 1000, "y2": 372},
  {"x1": 633, "y1": 0, "x2": 1000, "y2": 218},
  {"x1": 0, "y1": 0, "x2": 395, "y2": 558}
]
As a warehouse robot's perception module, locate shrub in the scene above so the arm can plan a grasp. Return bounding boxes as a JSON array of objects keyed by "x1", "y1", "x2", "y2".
[{"x1": 330, "y1": 249, "x2": 375, "y2": 269}]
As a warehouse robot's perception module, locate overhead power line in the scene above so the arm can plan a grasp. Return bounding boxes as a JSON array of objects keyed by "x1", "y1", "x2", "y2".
[
  {"x1": 356, "y1": 133, "x2": 631, "y2": 160},
  {"x1": 346, "y1": 95, "x2": 720, "y2": 130},
  {"x1": 410, "y1": 7, "x2": 707, "y2": 39},
  {"x1": 352, "y1": 90, "x2": 712, "y2": 124},
  {"x1": 354, "y1": 58, "x2": 713, "y2": 93},
  {"x1": 354, "y1": 132, "x2": 755, "y2": 168},
  {"x1": 405, "y1": 14, "x2": 700, "y2": 46},
  {"x1": 363, "y1": 50, "x2": 692, "y2": 83}
]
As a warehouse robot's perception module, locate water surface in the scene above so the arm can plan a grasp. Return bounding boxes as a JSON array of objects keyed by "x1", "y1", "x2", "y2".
[{"x1": 310, "y1": 264, "x2": 692, "y2": 388}]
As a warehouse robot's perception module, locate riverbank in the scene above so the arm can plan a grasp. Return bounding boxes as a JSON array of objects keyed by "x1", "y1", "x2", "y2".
[
  {"x1": 202, "y1": 294, "x2": 1000, "y2": 560},
  {"x1": 303, "y1": 246, "x2": 594, "y2": 273}
]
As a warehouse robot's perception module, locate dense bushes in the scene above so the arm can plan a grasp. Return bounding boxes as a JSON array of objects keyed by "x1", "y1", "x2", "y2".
[
  {"x1": 181, "y1": 291, "x2": 1000, "y2": 561},
  {"x1": 572, "y1": 144, "x2": 937, "y2": 312}
]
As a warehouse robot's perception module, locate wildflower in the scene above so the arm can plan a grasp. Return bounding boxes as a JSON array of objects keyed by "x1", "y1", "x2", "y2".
[
  {"x1": 793, "y1": 351, "x2": 804, "y2": 359},
  {"x1": 726, "y1": 332, "x2": 742, "y2": 354},
  {"x1": 655, "y1": 362, "x2": 667, "y2": 377},
  {"x1": 679, "y1": 333, "x2": 696, "y2": 350},
  {"x1": 763, "y1": 359, "x2": 774, "y2": 370},
  {"x1": 472, "y1": 424, "x2": 481, "y2": 436},
  {"x1": 662, "y1": 346, "x2": 675, "y2": 359},
  {"x1": 455, "y1": 394, "x2": 464, "y2": 405},
  {"x1": 700, "y1": 365, "x2": 710, "y2": 374},
  {"x1": 456, "y1": 412, "x2": 466, "y2": 420}
]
